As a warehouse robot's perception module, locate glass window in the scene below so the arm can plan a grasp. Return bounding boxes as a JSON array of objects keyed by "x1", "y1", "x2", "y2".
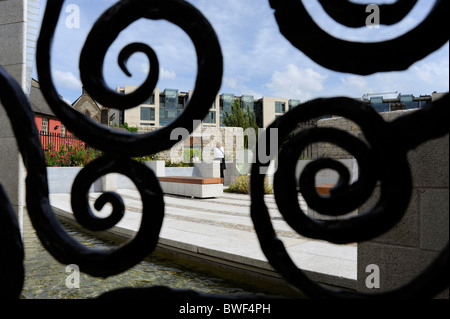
[
  {"x1": 400, "y1": 94, "x2": 415, "y2": 109},
  {"x1": 164, "y1": 89, "x2": 178, "y2": 109},
  {"x1": 119, "y1": 110, "x2": 125, "y2": 126},
  {"x1": 241, "y1": 95, "x2": 254, "y2": 113},
  {"x1": 275, "y1": 101, "x2": 286, "y2": 113},
  {"x1": 370, "y1": 96, "x2": 385, "y2": 112},
  {"x1": 159, "y1": 109, "x2": 178, "y2": 126},
  {"x1": 167, "y1": 109, "x2": 177, "y2": 118},
  {"x1": 220, "y1": 94, "x2": 234, "y2": 126},
  {"x1": 204, "y1": 111, "x2": 216, "y2": 124},
  {"x1": 140, "y1": 107, "x2": 155, "y2": 121},
  {"x1": 144, "y1": 94, "x2": 155, "y2": 105},
  {"x1": 42, "y1": 118, "x2": 48, "y2": 133},
  {"x1": 178, "y1": 95, "x2": 187, "y2": 109},
  {"x1": 220, "y1": 94, "x2": 234, "y2": 113}
]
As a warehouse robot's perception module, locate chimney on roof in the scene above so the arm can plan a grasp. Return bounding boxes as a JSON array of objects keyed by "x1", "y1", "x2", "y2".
[{"x1": 82, "y1": 87, "x2": 89, "y2": 96}]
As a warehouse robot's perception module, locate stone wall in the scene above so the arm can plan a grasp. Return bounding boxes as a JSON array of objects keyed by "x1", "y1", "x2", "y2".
[
  {"x1": 137, "y1": 125, "x2": 244, "y2": 164},
  {"x1": 311, "y1": 110, "x2": 448, "y2": 297},
  {"x1": 0, "y1": 0, "x2": 27, "y2": 220},
  {"x1": 356, "y1": 133, "x2": 448, "y2": 298},
  {"x1": 316, "y1": 110, "x2": 417, "y2": 159}
]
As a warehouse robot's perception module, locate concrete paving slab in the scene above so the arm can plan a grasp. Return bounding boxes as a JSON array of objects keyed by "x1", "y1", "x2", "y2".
[{"x1": 48, "y1": 188, "x2": 357, "y2": 291}]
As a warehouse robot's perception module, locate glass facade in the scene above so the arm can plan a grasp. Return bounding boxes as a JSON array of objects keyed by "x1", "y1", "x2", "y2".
[
  {"x1": 220, "y1": 94, "x2": 234, "y2": 126},
  {"x1": 400, "y1": 94, "x2": 414, "y2": 109},
  {"x1": 140, "y1": 107, "x2": 155, "y2": 121},
  {"x1": 368, "y1": 94, "x2": 429, "y2": 112},
  {"x1": 160, "y1": 89, "x2": 179, "y2": 126},
  {"x1": 117, "y1": 86, "x2": 434, "y2": 129},
  {"x1": 370, "y1": 96, "x2": 390, "y2": 113},
  {"x1": 241, "y1": 95, "x2": 254, "y2": 113},
  {"x1": 289, "y1": 99, "x2": 301, "y2": 110}
]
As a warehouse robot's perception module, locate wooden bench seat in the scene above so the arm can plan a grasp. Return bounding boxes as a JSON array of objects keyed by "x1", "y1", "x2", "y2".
[
  {"x1": 315, "y1": 184, "x2": 335, "y2": 196},
  {"x1": 159, "y1": 176, "x2": 224, "y2": 185},
  {"x1": 158, "y1": 176, "x2": 224, "y2": 198}
]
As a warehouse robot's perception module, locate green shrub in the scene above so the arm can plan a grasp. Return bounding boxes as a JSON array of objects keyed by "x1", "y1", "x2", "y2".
[
  {"x1": 165, "y1": 160, "x2": 194, "y2": 167},
  {"x1": 120, "y1": 122, "x2": 138, "y2": 133},
  {"x1": 133, "y1": 154, "x2": 161, "y2": 163},
  {"x1": 225, "y1": 175, "x2": 273, "y2": 195}
]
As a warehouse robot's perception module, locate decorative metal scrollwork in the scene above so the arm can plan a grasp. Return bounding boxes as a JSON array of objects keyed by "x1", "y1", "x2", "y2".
[
  {"x1": 37, "y1": 0, "x2": 223, "y2": 157},
  {"x1": 250, "y1": 96, "x2": 449, "y2": 299},
  {"x1": 316, "y1": 0, "x2": 418, "y2": 28},
  {"x1": 269, "y1": 0, "x2": 448, "y2": 75},
  {"x1": 0, "y1": 0, "x2": 448, "y2": 300},
  {"x1": 251, "y1": 0, "x2": 449, "y2": 299}
]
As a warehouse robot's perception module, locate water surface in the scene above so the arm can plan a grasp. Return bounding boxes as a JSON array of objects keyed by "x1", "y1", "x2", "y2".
[{"x1": 21, "y1": 214, "x2": 270, "y2": 299}]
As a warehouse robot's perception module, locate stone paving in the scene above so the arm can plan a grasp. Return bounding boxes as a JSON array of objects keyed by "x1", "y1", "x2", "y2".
[{"x1": 49, "y1": 189, "x2": 357, "y2": 291}]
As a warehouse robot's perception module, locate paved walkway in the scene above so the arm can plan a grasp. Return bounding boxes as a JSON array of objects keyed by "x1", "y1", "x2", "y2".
[{"x1": 49, "y1": 189, "x2": 357, "y2": 291}]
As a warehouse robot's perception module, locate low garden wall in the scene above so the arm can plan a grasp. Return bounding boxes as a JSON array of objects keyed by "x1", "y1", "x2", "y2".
[
  {"x1": 48, "y1": 161, "x2": 222, "y2": 192},
  {"x1": 47, "y1": 167, "x2": 102, "y2": 194}
]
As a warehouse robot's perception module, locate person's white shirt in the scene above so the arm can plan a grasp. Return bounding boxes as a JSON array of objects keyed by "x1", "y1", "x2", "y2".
[{"x1": 212, "y1": 146, "x2": 224, "y2": 159}]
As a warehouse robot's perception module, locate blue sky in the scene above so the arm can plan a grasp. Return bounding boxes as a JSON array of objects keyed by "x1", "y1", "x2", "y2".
[{"x1": 33, "y1": 0, "x2": 449, "y2": 104}]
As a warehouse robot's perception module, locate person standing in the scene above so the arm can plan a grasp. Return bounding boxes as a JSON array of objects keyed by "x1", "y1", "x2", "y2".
[{"x1": 212, "y1": 141, "x2": 225, "y2": 178}]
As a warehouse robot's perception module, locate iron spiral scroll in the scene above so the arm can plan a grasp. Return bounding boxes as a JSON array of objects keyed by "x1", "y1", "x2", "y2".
[{"x1": 0, "y1": 0, "x2": 448, "y2": 299}]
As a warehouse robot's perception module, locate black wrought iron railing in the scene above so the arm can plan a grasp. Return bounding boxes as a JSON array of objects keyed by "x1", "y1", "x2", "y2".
[
  {"x1": 39, "y1": 131, "x2": 84, "y2": 151},
  {"x1": 0, "y1": 0, "x2": 448, "y2": 300}
]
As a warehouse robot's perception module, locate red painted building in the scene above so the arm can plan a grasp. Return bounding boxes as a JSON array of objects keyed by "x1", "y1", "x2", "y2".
[
  {"x1": 30, "y1": 78, "x2": 65, "y2": 134},
  {"x1": 30, "y1": 78, "x2": 82, "y2": 150}
]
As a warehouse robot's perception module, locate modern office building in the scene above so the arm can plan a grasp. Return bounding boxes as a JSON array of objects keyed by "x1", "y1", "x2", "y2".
[
  {"x1": 111, "y1": 86, "x2": 302, "y2": 129},
  {"x1": 109, "y1": 85, "x2": 443, "y2": 130},
  {"x1": 110, "y1": 86, "x2": 195, "y2": 128},
  {"x1": 362, "y1": 92, "x2": 435, "y2": 112}
]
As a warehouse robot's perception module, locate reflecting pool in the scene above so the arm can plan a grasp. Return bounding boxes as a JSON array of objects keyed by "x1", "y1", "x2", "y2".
[{"x1": 20, "y1": 214, "x2": 272, "y2": 299}]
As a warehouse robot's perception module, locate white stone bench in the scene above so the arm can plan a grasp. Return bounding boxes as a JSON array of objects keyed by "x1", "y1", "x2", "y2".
[{"x1": 159, "y1": 176, "x2": 224, "y2": 199}]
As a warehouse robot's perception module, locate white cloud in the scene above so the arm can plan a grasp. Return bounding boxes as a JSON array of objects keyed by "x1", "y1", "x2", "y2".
[
  {"x1": 223, "y1": 77, "x2": 238, "y2": 89},
  {"x1": 140, "y1": 63, "x2": 177, "y2": 81},
  {"x1": 39, "y1": 0, "x2": 447, "y2": 103},
  {"x1": 412, "y1": 60, "x2": 449, "y2": 88},
  {"x1": 160, "y1": 67, "x2": 177, "y2": 80},
  {"x1": 52, "y1": 70, "x2": 82, "y2": 90},
  {"x1": 222, "y1": 76, "x2": 263, "y2": 98},
  {"x1": 266, "y1": 64, "x2": 328, "y2": 100},
  {"x1": 340, "y1": 75, "x2": 370, "y2": 95}
]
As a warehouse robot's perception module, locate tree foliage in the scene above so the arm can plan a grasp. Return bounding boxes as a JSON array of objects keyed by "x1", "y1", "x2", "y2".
[{"x1": 222, "y1": 98, "x2": 259, "y2": 149}]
